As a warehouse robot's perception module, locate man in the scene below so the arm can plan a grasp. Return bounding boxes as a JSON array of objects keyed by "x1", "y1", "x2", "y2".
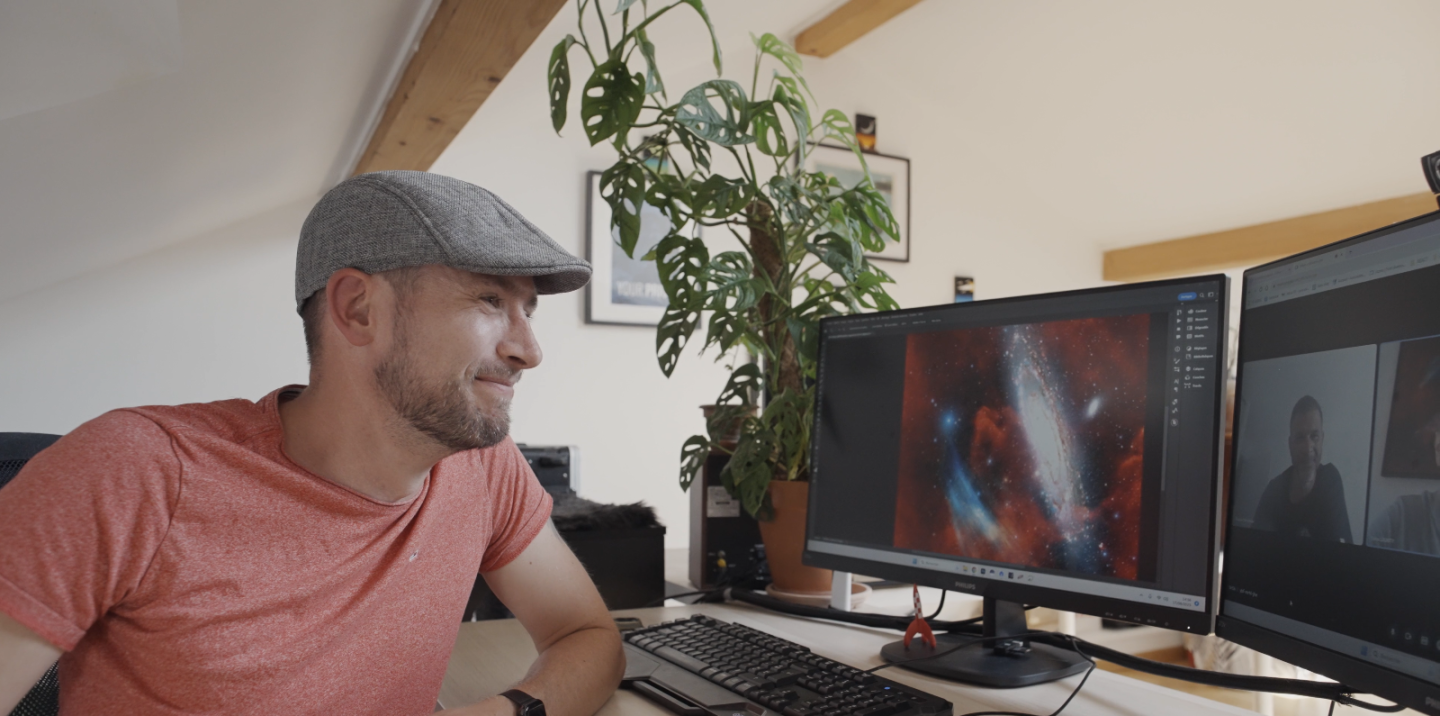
[
  {"x1": 1368, "y1": 415, "x2": 1440, "y2": 556},
  {"x1": 0, "y1": 172, "x2": 624, "y2": 715},
  {"x1": 1252, "y1": 395, "x2": 1353, "y2": 542}
]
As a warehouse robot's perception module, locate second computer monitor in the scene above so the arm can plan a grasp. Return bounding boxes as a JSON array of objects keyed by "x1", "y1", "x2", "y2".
[
  {"x1": 805, "y1": 276, "x2": 1228, "y2": 635},
  {"x1": 1219, "y1": 210, "x2": 1440, "y2": 715}
]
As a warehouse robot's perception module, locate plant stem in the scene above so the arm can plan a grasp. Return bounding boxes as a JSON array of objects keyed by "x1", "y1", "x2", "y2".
[
  {"x1": 594, "y1": 0, "x2": 612, "y2": 55},
  {"x1": 576, "y1": 1, "x2": 598, "y2": 66}
]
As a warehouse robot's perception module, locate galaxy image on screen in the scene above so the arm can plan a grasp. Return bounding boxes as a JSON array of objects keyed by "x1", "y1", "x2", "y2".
[{"x1": 893, "y1": 315, "x2": 1152, "y2": 581}]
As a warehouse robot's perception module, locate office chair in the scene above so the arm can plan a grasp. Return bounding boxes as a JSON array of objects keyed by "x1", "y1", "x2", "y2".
[{"x1": 1, "y1": 433, "x2": 62, "y2": 716}]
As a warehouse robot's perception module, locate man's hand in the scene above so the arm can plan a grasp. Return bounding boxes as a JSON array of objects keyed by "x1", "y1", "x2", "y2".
[
  {"x1": 0, "y1": 611, "x2": 62, "y2": 713},
  {"x1": 445, "y1": 522, "x2": 623, "y2": 716}
]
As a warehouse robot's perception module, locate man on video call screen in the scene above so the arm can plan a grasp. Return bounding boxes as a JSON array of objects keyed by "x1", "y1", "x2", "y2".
[{"x1": 1252, "y1": 395, "x2": 1353, "y2": 542}]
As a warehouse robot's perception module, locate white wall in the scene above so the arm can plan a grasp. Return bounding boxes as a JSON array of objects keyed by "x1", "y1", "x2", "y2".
[
  {"x1": 0, "y1": 4, "x2": 1115, "y2": 548},
  {"x1": 0, "y1": 200, "x2": 313, "y2": 434}
]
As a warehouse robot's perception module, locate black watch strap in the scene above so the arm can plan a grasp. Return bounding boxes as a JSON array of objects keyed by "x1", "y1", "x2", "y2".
[{"x1": 501, "y1": 689, "x2": 545, "y2": 716}]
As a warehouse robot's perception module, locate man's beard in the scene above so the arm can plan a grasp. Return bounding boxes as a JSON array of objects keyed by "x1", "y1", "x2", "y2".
[{"x1": 373, "y1": 332, "x2": 514, "y2": 452}]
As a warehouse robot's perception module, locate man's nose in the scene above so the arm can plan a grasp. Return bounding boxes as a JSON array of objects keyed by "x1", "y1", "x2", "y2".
[{"x1": 499, "y1": 313, "x2": 543, "y2": 369}]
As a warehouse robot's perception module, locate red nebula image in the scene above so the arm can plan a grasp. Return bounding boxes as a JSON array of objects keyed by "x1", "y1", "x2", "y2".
[{"x1": 893, "y1": 314, "x2": 1151, "y2": 580}]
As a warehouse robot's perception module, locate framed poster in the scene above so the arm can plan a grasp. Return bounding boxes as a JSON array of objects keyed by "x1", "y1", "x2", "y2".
[
  {"x1": 802, "y1": 143, "x2": 910, "y2": 262},
  {"x1": 584, "y1": 171, "x2": 675, "y2": 326}
]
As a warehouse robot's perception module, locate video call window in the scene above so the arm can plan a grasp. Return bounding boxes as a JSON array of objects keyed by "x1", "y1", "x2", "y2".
[
  {"x1": 1232, "y1": 338, "x2": 1440, "y2": 558},
  {"x1": 1231, "y1": 347, "x2": 1375, "y2": 544}
]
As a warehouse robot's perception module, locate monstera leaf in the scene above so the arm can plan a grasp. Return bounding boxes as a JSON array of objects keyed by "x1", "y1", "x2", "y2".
[
  {"x1": 676, "y1": 80, "x2": 753, "y2": 146},
  {"x1": 635, "y1": 28, "x2": 664, "y2": 96},
  {"x1": 599, "y1": 162, "x2": 646, "y2": 257},
  {"x1": 653, "y1": 233, "x2": 709, "y2": 376},
  {"x1": 547, "y1": 35, "x2": 578, "y2": 133},
  {"x1": 580, "y1": 60, "x2": 645, "y2": 145}
]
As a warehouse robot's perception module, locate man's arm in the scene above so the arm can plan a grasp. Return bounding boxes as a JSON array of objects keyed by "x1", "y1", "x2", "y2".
[
  {"x1": 0, "y1": 611, "x2": 62, "y2": 713},
  {"x1": 444, "y1": 523, "x2": 623, "y2": 716}
]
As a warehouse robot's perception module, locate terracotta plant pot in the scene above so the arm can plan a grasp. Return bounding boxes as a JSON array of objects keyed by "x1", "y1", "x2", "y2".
[{"x1": 757, "y1": 479, "x2": 833, "y2": 594}]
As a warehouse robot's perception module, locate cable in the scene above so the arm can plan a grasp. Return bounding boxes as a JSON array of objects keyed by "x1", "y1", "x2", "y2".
[
  {"x1": 926, "y1": 590, "x2": 948, "y2": 620},
  {"x1": 648, "y1": 549, "x2": 773, "y2": 608},
  {"x1": 1330, "y1": 695, "x2": 1406, "y2": 713},
  {"x1": 1032, "y1": 633, "x2": 1400, "y2": 708},
  {"x1": 726, "y1": 587, "x2": 984, "y2": 633},
  {"x1": 959, "y1": 649, "x2": 1095, "y2": 716}
]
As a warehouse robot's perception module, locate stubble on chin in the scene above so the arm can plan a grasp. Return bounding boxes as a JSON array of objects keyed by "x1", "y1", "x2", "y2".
[{"x1": 374, "y1": 351, "x2": 513, "y2": 453}]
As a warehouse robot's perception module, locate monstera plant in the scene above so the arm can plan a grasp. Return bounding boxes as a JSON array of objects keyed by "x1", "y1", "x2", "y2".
[{"x1": 548, "y1": 0, "x2": 900, "y2": 583}]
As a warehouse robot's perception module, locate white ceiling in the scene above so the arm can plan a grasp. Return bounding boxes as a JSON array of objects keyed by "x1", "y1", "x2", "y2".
[
  {"x1": 0, "y1": 0, "x2": 434, "y2": 303},
  {"x1": 3, "y1": 0, "x2": 1438, "y2": 305}
]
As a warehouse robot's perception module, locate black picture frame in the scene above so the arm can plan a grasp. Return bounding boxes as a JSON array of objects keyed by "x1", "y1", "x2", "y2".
[{"x1": 583, "y1": 171, "x2": 671, "y2": 326}]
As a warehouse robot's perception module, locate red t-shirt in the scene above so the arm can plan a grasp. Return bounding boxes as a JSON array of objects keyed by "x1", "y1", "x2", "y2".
[{"x1": 0, "y1": 386, "x2": 552, "y2": 715}]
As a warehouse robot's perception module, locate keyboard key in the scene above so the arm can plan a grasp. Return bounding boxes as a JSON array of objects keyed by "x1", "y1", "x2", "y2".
[{"x1": 655, "y1": 647, "x2": 708, "y2": 674}]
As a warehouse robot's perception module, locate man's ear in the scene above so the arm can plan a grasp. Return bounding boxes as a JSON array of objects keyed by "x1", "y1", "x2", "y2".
[{"x1": 325, "y1": 268, "x2": 381, "y2": 348}]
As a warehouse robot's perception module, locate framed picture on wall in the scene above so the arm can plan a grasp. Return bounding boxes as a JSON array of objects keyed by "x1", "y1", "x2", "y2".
[
  {"x1": 584, "y1": 171, "x2": 675, "y2": 326},
  {"x1": 802, "y1": 143, "x2": 910, "y2": 262}
]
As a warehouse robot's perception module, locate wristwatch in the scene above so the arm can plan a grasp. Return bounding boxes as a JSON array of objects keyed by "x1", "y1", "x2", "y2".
[{"x1": 501, "y1": 689, "x2": 545, "y2": 716}]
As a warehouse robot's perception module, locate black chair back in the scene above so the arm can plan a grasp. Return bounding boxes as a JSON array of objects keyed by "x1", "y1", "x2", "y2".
[
  {"x1": 0, "y1": 433, "x2": 62, "y2": 716},
  {"x1": 0, "y1": 433, "x2": 60, "y2": 489}
]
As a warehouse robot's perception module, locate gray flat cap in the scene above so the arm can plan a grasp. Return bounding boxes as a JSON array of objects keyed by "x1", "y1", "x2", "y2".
[{"x1": 295, "y1": 171, "x2": 591, "y2": 311}]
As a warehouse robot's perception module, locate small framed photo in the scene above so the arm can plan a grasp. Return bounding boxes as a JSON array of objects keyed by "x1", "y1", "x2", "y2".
[
  {"x1": 584, "y1": 171, "x2": 674, "y2": 326},
  {"x1": 802, "y1": 143, "x2": 910, "y2": 262},
  {"x1": 954, "y1": 276, "x2": 975, "y2": 303}
]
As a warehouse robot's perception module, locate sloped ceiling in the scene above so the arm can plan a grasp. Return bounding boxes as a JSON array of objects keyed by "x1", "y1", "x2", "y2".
[{"x1": 0, "y1": 0, "x2": 435, "y2": 303}]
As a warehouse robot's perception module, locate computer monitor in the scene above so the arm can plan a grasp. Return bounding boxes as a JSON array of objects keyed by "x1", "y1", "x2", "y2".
[
  {"x1": 804, "y1": 276, "x2": 1229, "y2": 687},
  {"x1": 1219, "y1": 210, "x2": 1440, "y2": 716}
]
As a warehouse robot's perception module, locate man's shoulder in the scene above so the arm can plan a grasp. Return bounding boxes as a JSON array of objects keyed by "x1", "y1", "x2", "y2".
[
  {"x1": 1258, "y1": 469, "x2": 1290, "y2": 501},
  {"x1": 118, "y1": 391, "x2": 281, "y2": 445}
]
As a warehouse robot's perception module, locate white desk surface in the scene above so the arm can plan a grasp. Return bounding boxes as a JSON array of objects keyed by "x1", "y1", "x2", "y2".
[{"x1": 439, "y1": 602, "x2": 1260, "y2": 716}]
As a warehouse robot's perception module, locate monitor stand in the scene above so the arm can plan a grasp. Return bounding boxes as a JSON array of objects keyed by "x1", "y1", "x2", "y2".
[{"x1": 879, "y1": 596, "x2": 1089, "y2": 688}]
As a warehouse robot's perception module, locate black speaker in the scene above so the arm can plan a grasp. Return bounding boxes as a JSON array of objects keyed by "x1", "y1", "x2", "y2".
[
  {"x1": 516, "y1": 444, "x2": 577, "y2": 494},
  {"x1": 688, "y1": 451, "x2": 767, "y2": 589}
]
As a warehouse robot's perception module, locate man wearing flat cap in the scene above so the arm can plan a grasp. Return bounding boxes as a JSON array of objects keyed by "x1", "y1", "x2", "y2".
[{"x1": 0, "y1": 172, "x2": 623, "y2": 716}]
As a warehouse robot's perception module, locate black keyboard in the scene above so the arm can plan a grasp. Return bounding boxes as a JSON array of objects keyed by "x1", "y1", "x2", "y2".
[{"x1": 621, "y1": 615, "x2": 953, "y2": 716}]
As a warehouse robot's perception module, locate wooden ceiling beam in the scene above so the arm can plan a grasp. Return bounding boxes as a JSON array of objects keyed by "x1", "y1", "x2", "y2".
[
  {"x1": 795, "y1": 0, "x2": 926, "y2": 58},
  {"x1": 1103, "y1": 193, "x2": 1439, "y2": 282},
  {"x1": 352, "y1": 0, "x2": 569, "y2": 175}
]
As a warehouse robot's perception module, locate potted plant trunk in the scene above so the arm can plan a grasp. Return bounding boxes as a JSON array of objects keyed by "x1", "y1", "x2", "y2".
[{"x1": 548, "y1": 0, "x2": 901, "y2": 595}]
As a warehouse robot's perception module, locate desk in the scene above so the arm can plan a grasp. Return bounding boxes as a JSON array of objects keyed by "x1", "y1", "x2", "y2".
[{"x1": 439, "y1": 602, "x2": 1259, "y2": 716}]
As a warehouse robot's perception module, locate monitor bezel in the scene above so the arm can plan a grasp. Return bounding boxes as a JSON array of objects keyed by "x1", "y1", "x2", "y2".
[
  {"x1": 803, "y1": 274, "x2": 1230, "y2": 635},
  {"x1": 1218, "y1": 209, "x2": 1440, "y2": 716}
]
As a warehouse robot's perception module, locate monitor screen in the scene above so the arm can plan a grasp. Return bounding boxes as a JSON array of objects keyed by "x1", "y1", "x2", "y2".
[
  {"x1": 1220, "y1": 210, "x2": 1440, "y2": 715},
  {"x1": 805, "y1": 276, "x2": 1228, "y2": 634}
]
